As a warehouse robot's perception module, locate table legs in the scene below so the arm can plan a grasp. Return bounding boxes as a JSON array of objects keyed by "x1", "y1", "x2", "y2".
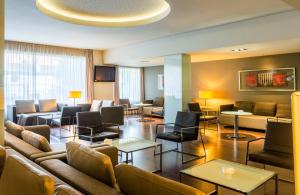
[{"x1": 226, "y1": 115, "x2": 246, "y2": 139}]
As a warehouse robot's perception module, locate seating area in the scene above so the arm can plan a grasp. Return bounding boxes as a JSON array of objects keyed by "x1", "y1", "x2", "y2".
[{"x1": 1, "y1": 1, "x2": 300, "y2": 195}]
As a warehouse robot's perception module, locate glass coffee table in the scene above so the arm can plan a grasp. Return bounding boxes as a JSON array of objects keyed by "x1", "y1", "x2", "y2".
[
  {"x1": 180, "y1": 159, "x2": 277, "y2": 195},
  {"x1": 112, "y1": 137, "x2": 162, "y2": 173}
]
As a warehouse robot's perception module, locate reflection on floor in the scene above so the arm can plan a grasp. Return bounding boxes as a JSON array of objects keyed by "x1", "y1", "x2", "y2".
[{"x1": 50, "y1": 116, "x2": 295, "y2": 195}]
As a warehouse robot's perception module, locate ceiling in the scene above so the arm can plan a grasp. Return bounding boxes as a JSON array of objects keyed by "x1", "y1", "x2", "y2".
[
  {"x1": 5, "y1": 0, "x2": 293, "y2": 50},
  {"x1": 135, "y1": 38, "x2": 300, "y2": 67}
]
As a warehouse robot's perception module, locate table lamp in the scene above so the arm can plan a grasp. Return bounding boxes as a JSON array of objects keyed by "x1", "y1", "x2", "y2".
[
  {"x1": 69, "y1": 90, "x2": 81, "y2": 106},
  {"x1": 198, "y1": 90, "x2": 213, "y2": 106}
]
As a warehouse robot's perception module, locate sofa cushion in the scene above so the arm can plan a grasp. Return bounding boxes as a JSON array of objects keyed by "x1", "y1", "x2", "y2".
[
  {"x1": 0, "y1": 145, "x2": 6, "y2": 175},
  {"x1": 234, "y1": 101, "x2": 254, "y2": 112},
  {"x1": 115, "y1": 164, "x2": 204, "y2": 195},
  {"x1": 21, "y1": 130, "x2": 52, "y2": 152},
  {"x1": 66, "y1": 142, "x2": 119, "y2": 190},
  {"x1": 0, "y1": 155, "x2": 55, "y2": 195},
  {"x1": 55, "y1": 185, "x2": 83, "y2": 195},
  {"x1": 90, "y1": 100, "x2": 102, "y2": 112},
  {"x1": 153, "y1": 97, "x2": 164, "y2": 107},
  {"x1": 15, "y1": 100, "x2": 36, "y2": 114},
  {"x1": 41, "y1": 159, "x2": 121, "y2": 195},
  {"x1": 276, "y1": 104, "x2": 291, "y2": 119},
  {"x1": 5, "y1": 120, "x2": 25, "y2": 138},
  {"x1": 253, "y1": 102, "x2": 276, "y2": 116},
  {"x1": 39, "y1": 99, "x2": 58, "y2": 112}
]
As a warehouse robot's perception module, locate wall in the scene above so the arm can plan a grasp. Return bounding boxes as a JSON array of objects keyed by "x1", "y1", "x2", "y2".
[
  {"x1": 93, "y1": 50, "x2": 115, "y2": 100},
  {"x1": 0, "y1": 0, "x2": 4, "y2": 145},
  {"x1": 144, "y1": 66, "x2": 164, "y2": 100},
  {"x1": 192, "y1": 52, "x2": 300, "y2": 107}
]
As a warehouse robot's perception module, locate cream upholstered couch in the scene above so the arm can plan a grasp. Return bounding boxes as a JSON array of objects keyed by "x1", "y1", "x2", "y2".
[{"x1": 220, "y1": 101, "x2": 291, "y2": 130}]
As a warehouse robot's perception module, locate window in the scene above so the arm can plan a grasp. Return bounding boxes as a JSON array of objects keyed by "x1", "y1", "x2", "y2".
[
  {"x1": 4, "y1": 42, "x2": 87, "y2": 106},
  {"x1": 119, "y1": 66, "x2": 141, "y2": 104}
]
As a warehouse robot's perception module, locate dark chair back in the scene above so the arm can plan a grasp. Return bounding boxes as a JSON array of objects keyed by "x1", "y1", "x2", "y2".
[
  {"x1": 187, "y1": 103, "x2": 202, "y2": 114},
  {"x1": 61, "y1": 106, "x2": 82, "y2": 125},
  {"x1": 100, "y1": 106, "x2": 124, "y2": 125},
  {"x1": 119, "y1": 99, "x2": 131, "y2": 108},
  {"x1": 76, "y1": 112, "x2": 102, "y2": 135},
  {"x1": 264, "y1": 120, "x2": 293, "y2": 154},
  {"x1": 174, "y1": 112, "x2": 199, "y2": 137}
]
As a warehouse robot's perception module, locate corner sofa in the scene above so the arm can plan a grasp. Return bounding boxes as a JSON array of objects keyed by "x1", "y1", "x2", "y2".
[
  {"x1": 143, "y1": 97, "x2": 164, "y2": 118},
  {"x1": 220, "y1": 101, "x2": 291, "y2": 130}
]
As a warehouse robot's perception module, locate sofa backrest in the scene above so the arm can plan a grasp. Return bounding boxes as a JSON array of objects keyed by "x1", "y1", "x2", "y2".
[
  {"x1": 100, "y1": 106, "x2": 124, "y2": 125},
  {"x1": 115, "y1": 164, "x2": 204, "y2": 195},
  {"x1": 0, "y1": 155, "x2": 55, "y2": 195},
  {"x1": 153, "y1": 97, "x2": 164, "y2": 107}
]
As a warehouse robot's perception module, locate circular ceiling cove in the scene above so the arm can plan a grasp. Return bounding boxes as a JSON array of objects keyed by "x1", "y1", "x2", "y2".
[{"x1": 36, "y1": 0, "x2": 171, "y2": 27}]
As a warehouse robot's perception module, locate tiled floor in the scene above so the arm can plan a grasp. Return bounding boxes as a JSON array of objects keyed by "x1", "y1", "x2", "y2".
[{"x1": 50, "y1": 116, "x2": 295, "y2": 195}]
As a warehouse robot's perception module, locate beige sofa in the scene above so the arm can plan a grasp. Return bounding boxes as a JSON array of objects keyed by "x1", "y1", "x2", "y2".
[
  {"x1": 143, "y1": 97, "x2": 164, "y2": 118},
  {"x1": 220, "y1": 101, "x2": 291, "y2": 130}
]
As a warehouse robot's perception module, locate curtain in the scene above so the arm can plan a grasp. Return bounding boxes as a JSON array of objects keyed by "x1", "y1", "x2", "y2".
[
  {"x1": 85, "y1": 49, "x2": 94, "y2": 103},
  {"x1": 140, "y1": 67, "x2": 145, "y2": 102},
  {"x1": 4, "y1": 41, "x2": 87, "y2": 106},
  {"x1": 119, "y1": 66, "x2": 141, "y2": 104}
]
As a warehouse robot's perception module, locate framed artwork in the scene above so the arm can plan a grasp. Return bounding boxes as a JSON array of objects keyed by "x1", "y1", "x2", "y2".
[{"x1": 239, "y1": 67, "x2": 296, "y2": 91}]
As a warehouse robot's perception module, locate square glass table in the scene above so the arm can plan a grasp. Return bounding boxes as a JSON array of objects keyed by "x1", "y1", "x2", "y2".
[
  {"x1": 180, "y1": 159, "x2": 277, "y2": 195},
  {"x1": 111, "y1": 137, "x2": 162, "y2": 173}
]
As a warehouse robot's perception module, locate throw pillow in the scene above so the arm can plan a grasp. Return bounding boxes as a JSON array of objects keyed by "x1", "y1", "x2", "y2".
[
  {"x1": 0, "y1": 155, "x2": 54, "y2": 195},
  {"x1": 39, "y1": 99, "x2": 58, "y2": 112},
  {"x1": 21, "y1": 130, "x2": 52, "y2": 152},
  {"x1": 90, "y1": 100, "x2": 102, "y2": 112},
  {"x1": 5, "y1": 120, "x2": 25, "y2": 138},
  {"x1": 15, "y1": 100, "x2": 36, "y2": 114},
  {"x1": 66, "y1": 142, "x2": 119, "y2": 190},
  {"x1": 253, "y1": 102, "x2": 276, "y2": 116},
  {"x1": 233, "y1": 101, "x2": 254, "y2": 112}
]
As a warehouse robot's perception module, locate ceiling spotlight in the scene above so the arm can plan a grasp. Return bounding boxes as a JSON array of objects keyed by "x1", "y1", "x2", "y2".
[
  {"x1": 140, "y1": 60, "x2": 150, "y2": 63},
  {"x1": 232, "y1": 48, "x2": 248, "y2": 52}
]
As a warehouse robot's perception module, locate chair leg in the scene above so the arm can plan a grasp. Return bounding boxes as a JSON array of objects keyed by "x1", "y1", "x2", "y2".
[{"x1": 199, "y1": 131, "x2": 206, "y2": 157}]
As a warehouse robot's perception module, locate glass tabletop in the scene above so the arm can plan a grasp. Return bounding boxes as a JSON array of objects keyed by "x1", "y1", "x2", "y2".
[
  {"x1": 112, "y1": 137, "x2": 160, "y2": 153},
  {"x1": 180, "y1": 159, "x2": 275, "y2": 193}
]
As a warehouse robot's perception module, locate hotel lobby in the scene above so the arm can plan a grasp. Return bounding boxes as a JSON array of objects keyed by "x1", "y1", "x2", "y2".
[{"x1": 0, "y1": 0, "x2": 300, "y2": 195}]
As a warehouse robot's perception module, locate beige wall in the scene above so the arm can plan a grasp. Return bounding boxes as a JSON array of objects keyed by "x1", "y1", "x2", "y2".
[
  {"x1": 0, "y1": 0, "x2": 4, "y2": 145},
  {"x1": 192, "y1": 53, "x2": 300, "y2": 107},
  {"x1": 92, "y1": 50, "x2": 115, "y2": 100}
]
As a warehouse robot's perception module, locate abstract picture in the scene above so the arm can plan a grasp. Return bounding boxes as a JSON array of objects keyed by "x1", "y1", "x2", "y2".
[{"x1": 239, "y1": 68, "x2": 296, "y2": 91}]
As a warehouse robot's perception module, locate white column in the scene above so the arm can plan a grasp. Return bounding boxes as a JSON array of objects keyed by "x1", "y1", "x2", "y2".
[
  {"x1": 0, "y1": 0, "x2": 4, "y2": 145},
  {"x1": 164, "y1": 54, "x2": 191, "y2": 123},
  {"x1": 292, "y1": 92, "x2": 300, "y2": 195}
]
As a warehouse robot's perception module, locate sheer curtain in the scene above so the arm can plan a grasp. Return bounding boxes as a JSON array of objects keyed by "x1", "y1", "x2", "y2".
[
  {"x1": 4, "y1": 41, "x2": 87, "y2": 106},
  {"x1": 119, "y1": 66, "x2": 141, "y2": 104}
]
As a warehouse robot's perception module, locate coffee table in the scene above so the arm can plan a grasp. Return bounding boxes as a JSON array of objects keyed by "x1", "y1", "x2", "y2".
[
  {"x1": 221, "y1": 111, "x2": 252, "y2": 139},
  {"x1": 112, "y1": 137, "x2": 162, "y2": 173},
  {"x1": 180, "y1": 159, "x2": 277, "y2": 195}
]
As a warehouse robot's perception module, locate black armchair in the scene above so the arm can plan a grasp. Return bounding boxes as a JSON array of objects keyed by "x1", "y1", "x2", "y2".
[
  {"x1": 187, "y1": 102, "x2": 219, "y2": 133},
  {"x1": 76, "y1": 111, "x2": 120, "y2": 143},
  {"x1": 155, "y1": 111, "x2": 206, "y2": 164},
  {"x1": 246, "y1": 119, "x2": 293, "y2": 170}
]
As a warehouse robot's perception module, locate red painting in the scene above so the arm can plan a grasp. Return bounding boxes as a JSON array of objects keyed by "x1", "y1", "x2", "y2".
[
  {"x1": 245, "y1": 74, "x2": 257, "y2": 87},
  {"x1": 273, "y1": 73, "x2": 286, "y2": 86}
]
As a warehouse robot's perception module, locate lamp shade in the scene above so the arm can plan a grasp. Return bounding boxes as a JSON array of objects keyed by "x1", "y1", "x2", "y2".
[
  {"x1": 198, "y1": 91, "x2": 213, "y2": 99},
  {"x1": 69, "y1": 91, "x2": 82, "y2": 99}
]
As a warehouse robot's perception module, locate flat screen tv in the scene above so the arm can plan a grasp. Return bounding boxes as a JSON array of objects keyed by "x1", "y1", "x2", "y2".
[{"x1": 94, "y1": 66, "x2": 116, "y2": 82}]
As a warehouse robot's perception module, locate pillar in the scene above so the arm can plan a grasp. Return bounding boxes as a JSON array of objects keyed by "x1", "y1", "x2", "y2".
[
  {"x1": 0, "y1": 0, "x2": 4, "y2": 145},
  {"x1": 164, "y1": 54, "x2": 192, "y2": 123}
]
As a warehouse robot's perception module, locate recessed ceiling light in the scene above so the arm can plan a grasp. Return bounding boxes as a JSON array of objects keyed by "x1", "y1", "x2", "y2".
[
  {"x1": 141, "y1": 60, "x2": 150, "y2": 63},
  {"x1": 36, "y1": 0, "x2": 171, "y2": 27},
  {"x1": 232, "y1": 48, "x2": 248, "y2": 52}
]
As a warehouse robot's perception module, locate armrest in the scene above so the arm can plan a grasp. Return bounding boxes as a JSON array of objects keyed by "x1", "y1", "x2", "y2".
[
  {"x1": 155, "y1": 123, "x2": 175, "y2": 134},
  {"x1": 24, "y1": 125, "x2": 51, "y2": 142},
  {"x1": 246, "y1": 137, "x2": 265, "y2": 163},
  {"x1": 220, "y1": 104, "x2": 234, "y2": 112}
]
